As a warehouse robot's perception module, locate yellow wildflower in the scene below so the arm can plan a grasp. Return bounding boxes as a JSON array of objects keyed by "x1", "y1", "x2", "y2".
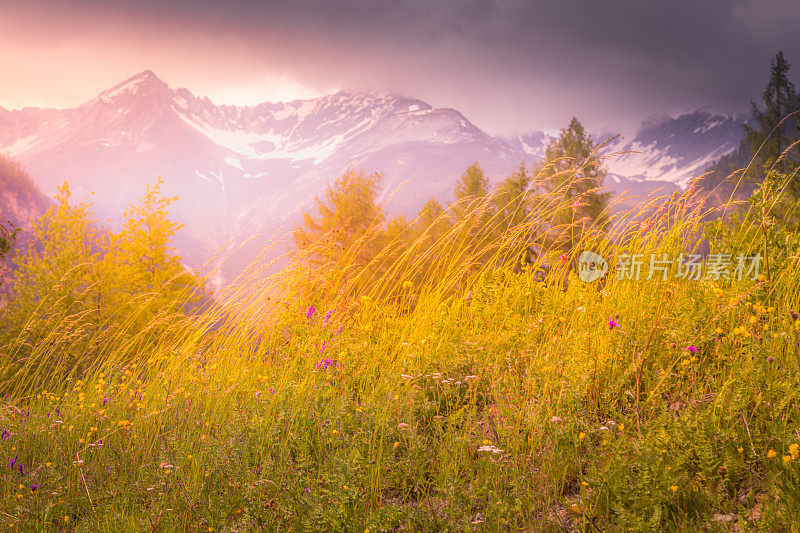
[{"x1": 790, "y1": 443, "x2": 799, "y2": 460}]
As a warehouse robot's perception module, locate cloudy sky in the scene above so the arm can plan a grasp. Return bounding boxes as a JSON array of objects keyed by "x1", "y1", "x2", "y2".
[{"x1": 1, "y1": 0, "x2": 799, "y2": 134}]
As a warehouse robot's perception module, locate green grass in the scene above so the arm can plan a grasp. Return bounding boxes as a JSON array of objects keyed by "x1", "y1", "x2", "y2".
[{"x1": 2, "y1": 179, "x2": 800, "y2": 531}]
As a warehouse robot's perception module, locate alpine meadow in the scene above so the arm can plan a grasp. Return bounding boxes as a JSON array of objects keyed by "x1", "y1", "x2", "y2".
[{"x1": 2, "y1": 2, "x2": 800, "y2": 531}]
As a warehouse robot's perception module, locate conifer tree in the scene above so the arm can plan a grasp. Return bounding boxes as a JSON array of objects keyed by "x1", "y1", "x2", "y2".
[
  {"x1": 493, "y1": 162, "x2": 532, "y2": 230},
  {"x1": 293, "y1": 168, "x2": 385, "y2": 270},
  {"x1": 452, "y1": 162, "x2": 490, "y2": 221},
  {"x1": 538, "y1": 117, "x2": 609, "y2": 249},
  {"x1": 743, "y1": 51, "x2": 800, "y2": 191}
]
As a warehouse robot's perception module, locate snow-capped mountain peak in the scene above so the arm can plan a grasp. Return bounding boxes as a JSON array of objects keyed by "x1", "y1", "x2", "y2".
[{"x1": 0, "y1": 71, "x2": 746, "y2": 282}]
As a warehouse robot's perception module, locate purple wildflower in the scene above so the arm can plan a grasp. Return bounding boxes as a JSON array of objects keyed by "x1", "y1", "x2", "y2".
[
  {"x1": 608, "y1": 319, "x2": 619, "y2": 330},
  {"x1": 29, "y1": 484, "x2": 38, "y2": 492},
  {"x1": 256, "y1": 466, "x2": 262, "y2": 476},
  {"x1": 55, "y1": 405, "x2": 59, "y2": 416},
  {"x1": 10, "y1": 455, "x2": 17, "y2": 469},
  {"x1": 306, "y1": 304, "x2": 317, "y2": 319},
  {"x1": 1, "y1": 429, "x2": 9, "y2": 441},
  {"x1": 686, "y1": 345, "x2": 699, "y2": 353},
  {"x1": 269, "y1": 387, "x2": 276, "y2": 395},
  {"x1": 316, "y1": 356, "x2": 333, "y2": 371},
  {"x1": 320, "y1": 341, "x2": 327, "y2": 354},
  {"x1": 18, "y1": 463, "x2": 24, "y2": 476},
  {"x1": 102, "y1": 397, "x2": 108, "y2": 406},
  {"x1": 323, "y1": 310, "x2": 333, "y2": 327}
]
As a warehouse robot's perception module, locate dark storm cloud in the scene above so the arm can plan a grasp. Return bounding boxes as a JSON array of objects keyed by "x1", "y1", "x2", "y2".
[{"x1": 5, "y1": 0, "x2": 800, "y2": 133}]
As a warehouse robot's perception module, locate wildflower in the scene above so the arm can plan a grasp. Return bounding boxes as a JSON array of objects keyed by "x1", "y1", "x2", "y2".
[
  {"x1": 685, "y1": 345, "x2": 699, "y2": 353},
  {"x1": 670, "y1": 485, "x2": 678, "y2": 492},
  {"x1": 306, "y1": 304, "x2": 316, "y2": 319},
  {"x1": 1, "y1": 429, "x2": 9, "y2": 441},
  {"x1": 559, "y1": 253, "x2": 569, "y2": 264},
  {"x1": 571, "y1": 200, "x2": 580, "y2": 212},
  {"x1": 608, "y1": 318, "x2": 619, "y2": 330},
  {"x1": 29, "y1": 484, "x2": 38, "y2": 492},
  {"x1": 393, "y1": 441, "x2": 400, "y2": 450},
  {"x1": 269, "y1": 387, "x2": 276, "y2": 395},
  {"x1": 323, "y1": 309, "x2": 333, "y2": 327},
  {"x1": 316, "y1": 356, "x2": 333, "y2": 371},
  {"x1": 768, "y1": 449, "x2": 777, "y2": 458},
  {"x1": 783, "y1": 455, "x2": 791, "y2": 464},
  {"x1": 10, "y1": 455, "x2": 17, "y2": 469},
  {"x1": 578, "y1": 432, "x2": 586, "y2": 441},
  {"x1": 477, "y1": 445, "x2": 503, "y2": 454},
  {"x1": 790, "y1": 443, "x2": 800, "y2": 460}
]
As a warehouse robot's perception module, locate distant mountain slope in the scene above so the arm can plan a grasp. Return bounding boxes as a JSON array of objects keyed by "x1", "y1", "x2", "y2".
[
  {"x1": 602, "y1": 111, "x2": 746, "y2": 188},
  {"x1": 0, "y1": 154, "x2": 48, "y2": 228},
  {"x1": 0, "y1": 71, "x2": 746, "y2": 281}
]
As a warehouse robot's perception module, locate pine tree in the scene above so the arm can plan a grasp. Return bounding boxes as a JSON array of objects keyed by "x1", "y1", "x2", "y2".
[
  {"x1": 743, "y1": 51, "x2": 800, "y2": 191},
  {"x1": 452, "y1": 162, "x2": 490, "y2": 221},
  {"x1": 415, "y1": 198, "x2": 449, "y2": 241},
  {"x1": 293, "y1": 168, "x2": 385, "y2": 270},
  {"x1": 538, "y1": 117, "x2": 609, "y2": 250},
  {"x1": 493, "y1": 162, "x2": 532, "y2": 230}
]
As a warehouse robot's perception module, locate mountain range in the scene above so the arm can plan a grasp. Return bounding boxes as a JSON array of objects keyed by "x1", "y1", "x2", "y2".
[{"x1": 0, "y1": 70, "x2": 746, "y2": 283}]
